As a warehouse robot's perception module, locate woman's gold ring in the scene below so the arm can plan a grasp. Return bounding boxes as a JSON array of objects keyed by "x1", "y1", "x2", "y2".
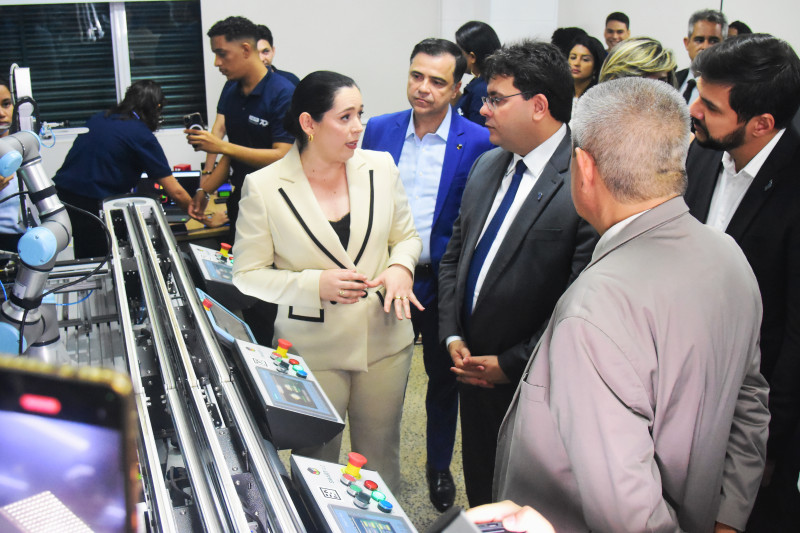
[{"x1": 338, "y1": 289, "x2": 345, "y2": 297}]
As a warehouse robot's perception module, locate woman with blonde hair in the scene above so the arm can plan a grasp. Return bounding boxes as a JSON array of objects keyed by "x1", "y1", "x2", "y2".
[{"x1": 599, "y1": 37, "x2": 677, "y2": 87}]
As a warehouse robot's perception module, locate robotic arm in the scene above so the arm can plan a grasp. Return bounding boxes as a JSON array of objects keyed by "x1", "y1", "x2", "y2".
[{"x1": 0, "y1": 131, "x2": 72, "y2": 359}]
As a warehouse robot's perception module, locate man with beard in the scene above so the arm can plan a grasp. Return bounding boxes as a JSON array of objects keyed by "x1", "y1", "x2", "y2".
[{"x1": 685, "y1": 33, "x2": 800, "y2": 532}]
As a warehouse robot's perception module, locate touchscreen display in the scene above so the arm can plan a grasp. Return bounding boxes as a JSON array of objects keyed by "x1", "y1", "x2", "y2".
[
  {"x1": 328, "y1": 504, "x2": 413, "y2": 533},
  {"x1": 256, "y1": 367, "x2": 338, "y2": 420},
  {"x1": 203, "y1": 259, "x2": 233, "y2": 283},
  {"x1": 209, "y1": 302, "x2": 253, "y2": 342}
]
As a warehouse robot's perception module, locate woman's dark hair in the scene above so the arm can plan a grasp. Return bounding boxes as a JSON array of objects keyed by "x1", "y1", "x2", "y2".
[
  {"x1": 551, "y1": 27, "x2": 588, "y2": 58},
  {"x1": 569, "y1": 34, "x2": 606, "y2": 93},
  {"x1": 0, "y1": 77, "x2": 9, "y2": 91},
  {"x1": 728, "y1": 21, "x2": 752, "y2": 36},
  {"x1": 284, "y1": 71, "x2": 358, "y2": 152},
  {"x1": 107, "y1": 79, "x2": 165, "y2": 131},
  {"x1": 455, "y1": 21, "x2": 501, "y2": 76}
]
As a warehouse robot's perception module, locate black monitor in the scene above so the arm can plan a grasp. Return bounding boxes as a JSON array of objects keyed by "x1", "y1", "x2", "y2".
[{"x1": 135, "y1": 171, "x2": 201, "y2": 208}]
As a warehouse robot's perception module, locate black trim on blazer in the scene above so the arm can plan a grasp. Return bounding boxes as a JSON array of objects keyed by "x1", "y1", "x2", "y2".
[
  {"x1": 279, "y1": 188, "x2": 347, "y2": 269},
  {"x1": 278, "y1": 171, "x2": 375, "y2": 268},
  {"x1": 353, "y1": 169, "x2": 374, "y2": 265},
  {"x1": 288, "y1": 306, "x2": 324, "y2": 323}
]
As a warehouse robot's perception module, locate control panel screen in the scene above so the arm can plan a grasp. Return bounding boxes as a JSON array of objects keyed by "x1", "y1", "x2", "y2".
[
  {"x1": 329, "y1": 505, "x2": 414, "y2": 533},
  {"x1": 208, "y1": 302, "x2": 254, "y2": 343},
  {"x1": 202, "y1": 259, "x2": 233, "y2": 283},
  {"x1": 256, "y1": 368, "x2": 339, "y2": 421}
]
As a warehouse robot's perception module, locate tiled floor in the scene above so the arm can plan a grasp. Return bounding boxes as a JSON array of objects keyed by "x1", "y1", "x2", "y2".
[
  {"x1": 281, "y1": 345, "x2": 471, "y2": 531},
  {"x1": 393, "y1": 345, "x2": 470, "y2": 530}
]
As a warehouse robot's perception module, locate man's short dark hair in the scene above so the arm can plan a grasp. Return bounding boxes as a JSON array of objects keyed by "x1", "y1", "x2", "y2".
[
  {"x1": 687, "y1": 9, "x2": 727, "y2": 38},
  {"x1": 606, "y1": 12, "x2": 629, "y2": 28},
  {"x1": 256, "y1": 24, "x2": 273, "y2": 46},
  {"x1": 483, "y1": 40, "x2": 573, "y2": 123},
  {"x1": 410, "y1": 38, "x2": 468, "y2": 84},
  {"x1": 692, "y1": 34, "x2": 800, "y2": 129},
  {"x1": 207, "y1": 16, "x2": 258, "y2": 45}
]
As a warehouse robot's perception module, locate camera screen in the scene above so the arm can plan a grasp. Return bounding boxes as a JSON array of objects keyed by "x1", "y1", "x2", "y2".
[{"x1": 0, "y1": 409, "x2": 126, "y2": 532}]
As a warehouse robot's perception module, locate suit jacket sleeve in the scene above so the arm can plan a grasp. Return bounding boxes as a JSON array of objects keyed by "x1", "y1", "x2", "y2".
[
  {"x1": 764, "y1": 220, "x2": 800, "y2": 463},
  {"x1": 437, "y1": 206, "x2": 465, "y2": 345},
  {"x1": 548, "y1": 316, "x2": 682, "y2": 532},
  {"x1": 717, "y1": 342, "x2": 770, "y2": 529},
  {"x1": 497, "y1": 216, "x2": 599, "y2": 382},
  {"x1": 232, "y1": 175, "x2": 324, "y2": 309}
]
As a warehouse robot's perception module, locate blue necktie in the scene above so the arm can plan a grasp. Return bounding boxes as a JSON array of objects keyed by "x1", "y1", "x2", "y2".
[{"x1": 463, "y1": 159, "x2": 527, "y2": 317}]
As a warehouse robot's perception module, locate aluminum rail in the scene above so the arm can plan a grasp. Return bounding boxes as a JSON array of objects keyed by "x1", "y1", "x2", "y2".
[
  {"x1": 106, "y1": 204, "x2": 179, "y2": 533},
  {"x1": 131, "y1": 203, "x2": 255, "y2": 533},
  {"x1": 123, "y1": 202, "x2": 228, "y2": 532},
  {"x1": 150, "y1": 199, "x2": 309, "y2": 533}
]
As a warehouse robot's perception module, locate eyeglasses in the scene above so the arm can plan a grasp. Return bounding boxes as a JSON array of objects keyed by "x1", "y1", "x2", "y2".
[{"x1": 481, "y1": 92, "x2": 529, "y2": 111}]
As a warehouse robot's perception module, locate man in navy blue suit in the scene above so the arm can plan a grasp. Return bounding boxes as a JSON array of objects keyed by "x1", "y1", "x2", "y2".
[{"x1": 361, "y1": 37, "x2": 493, "y2": 512}]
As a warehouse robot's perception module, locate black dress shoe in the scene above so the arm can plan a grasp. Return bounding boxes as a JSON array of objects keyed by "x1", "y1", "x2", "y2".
[{"x1": 426, "y1": 463, "x2": 456, "y2": 512}]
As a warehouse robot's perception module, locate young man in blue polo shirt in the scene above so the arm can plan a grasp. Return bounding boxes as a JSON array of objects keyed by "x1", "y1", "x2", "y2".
[{"x1": 186, "y1": 16, "x2": 294, "y2": 241}]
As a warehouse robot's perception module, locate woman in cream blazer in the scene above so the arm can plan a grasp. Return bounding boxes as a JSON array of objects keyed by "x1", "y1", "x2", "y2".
[{"x1": 233, "y1": 71, "x2": 421, "y2": 489}]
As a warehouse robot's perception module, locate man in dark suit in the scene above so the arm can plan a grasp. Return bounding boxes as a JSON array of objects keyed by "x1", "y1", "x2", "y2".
[
  {"x1": 675, "y1": 9, "x2": 726, "y2": 106},
  {"x1": 438, "y1": 40, "x2": 598, "y2": 506},
  {"x1": 685, "y1": 33, "x2": 800, "y2": 532},
  {"x1": 362, "y1": 38, "x2": 493, "y2": 511}
]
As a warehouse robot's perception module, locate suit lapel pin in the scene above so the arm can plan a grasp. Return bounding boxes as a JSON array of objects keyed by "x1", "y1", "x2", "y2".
[
  {"x1": 537, "y1": 192, "x2": 543, "y2": 201},
  {"x1": 764, "y1": 179, "x2": 773, "y2": 192},
  {"x1": 457, "y1": 144, "x2": 463, "y2": 150}
]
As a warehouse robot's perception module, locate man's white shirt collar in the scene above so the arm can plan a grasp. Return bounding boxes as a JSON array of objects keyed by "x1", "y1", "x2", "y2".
[
  {"x1": 509, "y1": 123, "x2": 567, "y2": 179},
  {"x1": 406, "y1": 105, "x2": 452, "y2": 142}
]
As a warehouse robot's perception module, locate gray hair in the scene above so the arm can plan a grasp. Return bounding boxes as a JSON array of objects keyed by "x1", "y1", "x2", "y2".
[
  {"x1": 572, "y1": 78, "x2": 691, "y2": 203},
  {"x1": 687, "y1": 9, "x2": 728, "y2": 38}
]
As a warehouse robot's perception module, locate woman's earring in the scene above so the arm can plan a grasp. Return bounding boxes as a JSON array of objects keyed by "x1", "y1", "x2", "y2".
[{"x1": 308, "y1": 134, "x2": 314, "y2": 143}]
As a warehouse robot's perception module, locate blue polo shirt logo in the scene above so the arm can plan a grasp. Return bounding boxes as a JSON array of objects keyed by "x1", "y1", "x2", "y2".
[{"x1": 248, "y1": 115, "x2": 269, "y2": 127}]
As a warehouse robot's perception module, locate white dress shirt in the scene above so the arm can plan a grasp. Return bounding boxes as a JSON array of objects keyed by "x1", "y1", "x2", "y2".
[
  {"x1": 591, "y1": 210, "x2": 647, "y2": 261},
  {"x1": 706, "y1": 128, "x2": 785, "y2": 232},
  {"x1": 471, "y1": 123, "x2": 568, "y2": 308},
  {"x1": 679, "y1": 70, "x2": 699, "y2": 106},
  {"x1": 446, "y1": 124, "x2": 567, "y2": 349},
  {"x1": 397, "y1": 107, "x2": 451, "y2": 264}
]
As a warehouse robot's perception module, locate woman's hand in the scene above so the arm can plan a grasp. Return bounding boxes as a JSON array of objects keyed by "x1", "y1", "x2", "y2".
[
  {"x1": 365, "y1": 265, "x2": 424, "y2": 319},
  {"x1": 320, "y1": 269, "x2": 368, "y2": 304}
]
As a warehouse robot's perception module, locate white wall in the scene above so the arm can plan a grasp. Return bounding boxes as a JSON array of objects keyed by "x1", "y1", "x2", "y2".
[
  {"x1": 37, "y1": 0, "x2": 800, "y2": 175},
  {"x1": 557, "y1": 0, "x2": 800, "y2": 70},
  {"x1": 43, "y1": 0, "x2": 558, "y2": 173},
  {"x1": 199, "y1": 0, "x2": 442, "y2": 126}
]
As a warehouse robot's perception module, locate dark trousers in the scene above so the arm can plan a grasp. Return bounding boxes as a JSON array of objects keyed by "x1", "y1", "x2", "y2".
[
  {"x1": 411, "y1": 290, "x2": 459, "y2": 473},
  {"x1": 746, "y1": 425, "x2": 800, "y2": 532},
  {"x1": 459, "y1": 382, "x2": 517, "y2": 506},
  {"x1": 55, "y1": 188, "x2": 106, "y2": 259},
  {"x1": 225, "y1": 185, "x2": 242, "y2": 246}
]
